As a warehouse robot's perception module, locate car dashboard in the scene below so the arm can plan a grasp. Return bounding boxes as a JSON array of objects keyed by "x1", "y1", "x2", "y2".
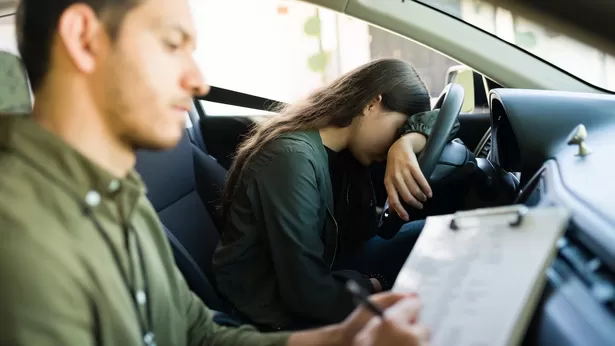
[{"x1": 484, "y1": 89, "x2": 615, "y2": 345}]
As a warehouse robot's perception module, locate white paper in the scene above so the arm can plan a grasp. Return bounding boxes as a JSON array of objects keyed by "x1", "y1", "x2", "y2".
[{"x1": 393, "y1": 205, "x2": 570, "y2": 346}]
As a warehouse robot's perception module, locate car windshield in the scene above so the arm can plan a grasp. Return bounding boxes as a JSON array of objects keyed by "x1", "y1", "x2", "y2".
[{"x1": 416, "y1": 0, "x2": 615, "y2": 92}]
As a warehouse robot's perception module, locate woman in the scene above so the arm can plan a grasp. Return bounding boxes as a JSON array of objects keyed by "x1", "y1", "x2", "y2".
[{"x1": 212, "y1": 58, "x2": 459, "y2": 331}]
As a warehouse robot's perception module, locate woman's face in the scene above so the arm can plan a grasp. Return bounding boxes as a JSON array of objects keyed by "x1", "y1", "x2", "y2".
[{"x1": 347, "y1": 98, "x2": 408, "y2": 166}]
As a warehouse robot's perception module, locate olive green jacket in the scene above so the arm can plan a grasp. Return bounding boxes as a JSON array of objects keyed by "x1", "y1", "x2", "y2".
[{"x1": 0, "y1": 116, "x2": 289, "y2": 346}]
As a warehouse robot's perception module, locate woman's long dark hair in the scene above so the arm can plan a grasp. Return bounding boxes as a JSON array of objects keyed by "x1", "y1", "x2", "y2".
[{"x1": 220, "y1": 58, "x2": 431, "y2": 223}]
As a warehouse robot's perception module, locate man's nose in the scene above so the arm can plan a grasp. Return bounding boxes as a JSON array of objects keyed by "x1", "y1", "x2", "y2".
[{"x1": 183, "y1": 61, "x2": 210, "y2": 97}]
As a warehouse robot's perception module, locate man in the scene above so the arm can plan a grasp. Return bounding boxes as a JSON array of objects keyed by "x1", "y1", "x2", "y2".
[{"x1": 0, "y1": 0, "x2": 429, "y2": 345}]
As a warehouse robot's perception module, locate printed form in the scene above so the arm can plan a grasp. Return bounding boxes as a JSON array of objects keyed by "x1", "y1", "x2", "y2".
[{"x1": 394, "y1": 205, "x2": 570, "y2": 346}]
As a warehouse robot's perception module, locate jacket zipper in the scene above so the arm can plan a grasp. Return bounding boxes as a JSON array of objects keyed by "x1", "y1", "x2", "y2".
[
  {"x1": 326, "y1": 206, "x2": 339, "y2": 269},
  {"x1": 346, "y1": 184, "x2": 351, "y2": 204},
  {"x1": 368, "y1": 174, "x2": 375, "y2": 208}
]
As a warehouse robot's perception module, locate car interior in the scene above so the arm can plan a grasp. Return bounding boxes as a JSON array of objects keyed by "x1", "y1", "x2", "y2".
[{"x1": 1, "y1": 0, "x2": 615, "y2": 344}]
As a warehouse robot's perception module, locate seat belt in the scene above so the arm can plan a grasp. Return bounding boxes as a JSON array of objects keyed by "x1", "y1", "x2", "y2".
[{"x1": 186, "y1": 104, "x2": 207, "y2": 153}]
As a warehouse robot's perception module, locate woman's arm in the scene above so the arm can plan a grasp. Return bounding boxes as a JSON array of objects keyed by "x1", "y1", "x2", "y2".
[
  {"x1": 396, "y1": 109, "x2": 461, "y2": 143},
  {"x1": 384, "y1": 109, "x2": 461, "y2": 221}
]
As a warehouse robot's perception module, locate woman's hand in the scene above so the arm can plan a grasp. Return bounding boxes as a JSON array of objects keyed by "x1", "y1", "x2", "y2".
[{"x1": 384, "y1": 133, "x2": 432, "y2": 221}]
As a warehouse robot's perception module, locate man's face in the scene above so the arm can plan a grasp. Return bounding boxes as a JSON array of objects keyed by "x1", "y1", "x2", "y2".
[{"x1": 91, "y1": 0, "x2": 208, "y2": 150}]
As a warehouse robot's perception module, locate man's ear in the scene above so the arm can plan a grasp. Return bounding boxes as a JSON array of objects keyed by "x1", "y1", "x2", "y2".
[{"x1": 57, "y1": 4, "x2": 108, "y2": 74}]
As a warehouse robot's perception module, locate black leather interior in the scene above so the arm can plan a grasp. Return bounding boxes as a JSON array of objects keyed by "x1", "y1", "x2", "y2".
[
  {"x1": 200, "y1": 115, "x2": 254, "y2": 170},
  {"x1": 429, "y1": 139, "x2": 474, "y2": 181},
  {"x1": 162, "y1": 224, "x2": 223, "y2": 310}
]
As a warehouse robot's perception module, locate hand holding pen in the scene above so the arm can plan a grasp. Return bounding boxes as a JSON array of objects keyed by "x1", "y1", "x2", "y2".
[{"x1": 345, "y1": 279, "x2": 430, "y2": 346}]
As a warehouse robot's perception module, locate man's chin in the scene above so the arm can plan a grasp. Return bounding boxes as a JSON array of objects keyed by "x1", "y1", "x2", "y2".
[{"x1": 133, "y1": 133, "x2": 184, "y2": 152}]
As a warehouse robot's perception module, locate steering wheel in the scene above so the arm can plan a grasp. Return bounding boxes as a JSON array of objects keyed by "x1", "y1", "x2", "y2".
[
  {"x1": 416, "y1": 83, "x2": 464, "y2": 177},
  {"x1": 379, "y1": 83, "x2": 464, "y2": 229}
]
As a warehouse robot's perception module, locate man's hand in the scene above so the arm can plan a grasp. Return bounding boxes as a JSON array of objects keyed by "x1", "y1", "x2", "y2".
[
  {"x1": 351, "y1": 295, "x2": 430, "y2": 346},
  {"x1": 384, "y1": 133, "x2": 431, "y2": 221},
  {"x1": 286, "y1": 292, "x2": 427, "y2": 346},
  {"x1": 338, "y1": 291, "x2": 427, "y2": 345}
]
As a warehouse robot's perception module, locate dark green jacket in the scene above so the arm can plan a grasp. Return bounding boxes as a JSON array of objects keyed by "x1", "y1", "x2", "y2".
[
  {"x1": 212, "y1": 110, "x2": 460, "y2": 330},
  {"x1": 0, "y1": 116, "x2": 289, "y2": 346}
]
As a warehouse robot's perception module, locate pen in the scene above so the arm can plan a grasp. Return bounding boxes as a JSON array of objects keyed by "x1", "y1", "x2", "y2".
[{"x1": 345, "y1": 279, "x2": 385, "y2": 318}]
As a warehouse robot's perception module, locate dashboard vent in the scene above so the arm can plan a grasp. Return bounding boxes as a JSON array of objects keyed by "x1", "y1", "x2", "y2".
[
  {"x1": 515, "y1": 168, "x2": 545, "y2": 207},
  {"x1": 473, "y1": 129, "x2": 492, "y2": 159},
  {"x1": 556, "y1": 234, "x2": 615, "y2": 312},
  {"x1": 479, "y1": 135, "x2": 491, "y2": 158}
]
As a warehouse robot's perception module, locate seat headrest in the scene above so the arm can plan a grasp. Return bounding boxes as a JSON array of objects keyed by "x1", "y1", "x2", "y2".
[{"x1": 0, "y1": 51, "x2": 32, "y2": 114}]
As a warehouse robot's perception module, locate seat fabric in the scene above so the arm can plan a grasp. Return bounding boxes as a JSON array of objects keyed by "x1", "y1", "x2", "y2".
[{"x1": 135, "y1": 132, "x2": 234, "y2": 324}]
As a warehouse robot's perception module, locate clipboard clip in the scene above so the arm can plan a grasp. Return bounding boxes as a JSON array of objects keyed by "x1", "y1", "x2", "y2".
[{"x1": 450, "y1": 205, "x2": 529, "y2": 230}]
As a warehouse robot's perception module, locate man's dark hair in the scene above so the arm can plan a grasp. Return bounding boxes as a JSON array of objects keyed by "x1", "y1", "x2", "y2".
[{"x1": 16, "y1": 0, "x2": 141, "y2": 92}]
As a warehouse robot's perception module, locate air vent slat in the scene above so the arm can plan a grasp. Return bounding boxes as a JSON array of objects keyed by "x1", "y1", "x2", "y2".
[
  {"x1": 479, "y1": 136, "x2": 491, "y2": 158},
  {"x1": 557, "y1": 236, "x2": 615, "y2": 310}
]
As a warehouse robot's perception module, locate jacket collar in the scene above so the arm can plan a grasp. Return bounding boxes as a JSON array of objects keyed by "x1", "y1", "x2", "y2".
[
  {"x1": 278, "y1": 129, "x2": 334, "y2": 207},
  {"x1": 279, "y1": 130, "x2": 329, "y2": 162}
]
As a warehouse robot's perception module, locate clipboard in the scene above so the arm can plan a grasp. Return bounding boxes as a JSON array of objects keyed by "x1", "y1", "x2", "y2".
[{"x1": 393, "y1": 205, "x2": 571, "y2": 346}]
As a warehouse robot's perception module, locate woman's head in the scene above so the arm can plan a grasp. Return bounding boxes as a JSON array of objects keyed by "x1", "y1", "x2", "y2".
[
  {"x1": 221, "y1": 58, "x2": 430, "y2": 221},
  {"x1": 298, "y1": 58, "x2": 431, "y2": 165}
]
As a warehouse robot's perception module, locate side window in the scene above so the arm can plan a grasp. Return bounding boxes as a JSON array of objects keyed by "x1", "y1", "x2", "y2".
[
  {"x1": 191, "y1": 0, "x2": 481, "y2": 116},
  {"x1": 0, "y1": 15, "x2": 34, "y2": 113},
  {"x1": 0, "y1": 16, "x2": 17, "y2": 55}
]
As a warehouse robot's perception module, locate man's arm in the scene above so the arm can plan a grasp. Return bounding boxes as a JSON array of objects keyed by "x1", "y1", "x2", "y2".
[
  {"x1": 186, "y1": 289, "x2": 343, "y2": 346},
  {"x1": 184, "y1": 269, "x2": 427, "y2": 346},
  {"x1": 178, "y1": 265, "x2": 290, "y2": 346},
  {"x1": 0, "y1": 231, "x2": 94, "y2": 346},
  {"x1": 185, "y1": 288, "x2": 350, "y2": 346}
]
